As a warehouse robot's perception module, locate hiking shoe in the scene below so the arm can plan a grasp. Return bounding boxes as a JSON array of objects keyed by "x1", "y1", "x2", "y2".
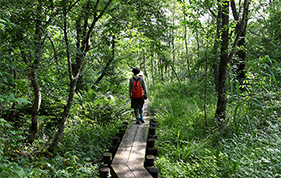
[
  {"x1": 136, "y1": 121, "x2": 140, "y2": 124},
  {"x1": 140, "y1": 118, "x2": 145, "y2": 123}
]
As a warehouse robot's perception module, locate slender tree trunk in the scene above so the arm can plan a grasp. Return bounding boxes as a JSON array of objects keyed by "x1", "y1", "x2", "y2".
[
  {"x1": 157, "y1": 60, "x2": 160, "y2": 77},
  {"x1": 215, "y1": 0, "x2": 229, "y2": 124},
  {"x1": 151, "y1": 51, "x2": 154, "y2": 84},
  {"x1": 93, "y1": 36, "x2": 115, "y2": 88},
  {"x1": 9, "y1": 57, "x2": 18, "y2": 125},
  {"x1": 28, "y1": 68, "x2": 41, "y2": 144},
  {"x1": 214, "y1": 0, "x2": 250, "y2": 127},
  {"x1": 214, "y1": 0, "x2": 222, "y2": 92},
  {"x1": 172, "y1": 36, "x2": 175, "y2": 81},
  {"x1": 48, "y1": 78, "x2": 78, "y2": 152},
  {"x1": 165, "y1": 63, "x2": 168, "y2": 80},
  {"x1": 196, "y1": 32, "x2": 200, "y2": 80},
  {"x1": 160, "y1": 59, "x2": 164, "y2": 81},
  {"x1": 143, "y1": 49, "x2": 147, "y2": 77},
  {"x1": 48, "y1": 0, "x2": 113, "y2": 152},
  {"x1": 48, "y1": 26, "x2": 83, "y2": 152},
  {"x1": 139, "y1": 51, "x2": 142, "y2": 69},
  {"x1": 231, "y1": 0, "x2": 250, "y2": 88},
  {"x1": 28, "y1": 1, "x2": 42, "y2": 144},
  {"x1": 183, "y1": 13, "x2": 190, "y2": 76},
  {"x1": 169, "y1": 61, "x2": 181, "y2": 83},
  {"x1": 204, "y1": 54, "x2": 208, "y2": 126},
  {"x1": 154, "y1": 59, "x2": 157, "y2": 79},
  {"x1": 235, "y1": 30, "x2": 246, "y2": 86}
]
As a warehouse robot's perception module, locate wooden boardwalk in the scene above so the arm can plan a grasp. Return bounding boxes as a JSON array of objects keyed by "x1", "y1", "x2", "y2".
[{"x1": 111, "y1": 102, "x2": 152, "y2": 178}]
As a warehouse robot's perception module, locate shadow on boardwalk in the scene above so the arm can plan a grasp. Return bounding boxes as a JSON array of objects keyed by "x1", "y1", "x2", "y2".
[{"x1": 111, "y1": 101, "x2": 153, "y2": 178}]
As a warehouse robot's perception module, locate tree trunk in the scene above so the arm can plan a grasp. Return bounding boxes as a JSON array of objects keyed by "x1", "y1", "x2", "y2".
[
  {"x1": 17, "y1": 43, "x2": 37, "y2": 141},
  {"x1": 160, "y1": 59, "x2": 164, "y2": 81},
  {"x1": 48, "y1": 0, "x2": 113, "y2": 152},
  {"x1": 196, "y1": 32, "x2": 200, "y2": 80},
  {"x1": 172, "y1": 24, "x2": 175, "y2": 80},
  {"x1": 213, "y1": 0, "x2": 222, "y2": 92},
  {"x1": 154, "y1": 59, "x2": 157, "y2": 80},
  {"x1": 214, "y1": 0, "x2": 250, "y2": 127},
  {"x1": 231, "y1": 0, "x2": 250, "y2": 87},
  {"x1": 48, "y1": 78, "x2": 78, "y2": 152},
  {"x1": 143, "y1": 49, "x2": 147, "y2": 77},
  {"x1": 151, "y1": 51, "x2": 154, "y2": 84},
  {"x1": 93, "y1": 36, "x2": 115, "y2": 88},
  {"x1": 139, "y1": 51, "x2": 142, "y2": 69},
  {"x1": 235, "y1": 29, "x2": 246, "y2": 87},
  {"x1": 48, "y1": 3, "x2": 82, "y2": 152},
  {"x1": 170, "y1": 64, "x2": 181, "y2": 82},
  {"x1": 9, "y1": 57, "x2": 18, "y2": 125},
  {"x1": 183, "y1": 13, "x2": 190, "y2": 76},
  {"x1": 215, "y1": 0, "x2": 229, "y2": 124},
  {"x1": 204, "y1": 54, "x2": 208, "y2": 126},
  {"x1": 28, "y1": 69, "x2": 41, "y2": 143},
  {"x1": 28, "y1": 1, "x2": 42, "y2": 144}
]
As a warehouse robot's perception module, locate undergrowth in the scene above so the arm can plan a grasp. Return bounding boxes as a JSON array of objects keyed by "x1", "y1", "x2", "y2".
[
  {"x1": 0, "y1": 118, "x2": 118, "y2": 178},
  {"x1": 150, "y1": 73, "x2": 281, "y2": 177},
  {"x1": 0, "y1": 91, "x2": 132, "y2": 178}
]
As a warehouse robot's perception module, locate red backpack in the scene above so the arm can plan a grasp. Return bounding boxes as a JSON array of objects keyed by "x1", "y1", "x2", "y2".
[{"x1": 131, "y1": 78, "x2": 143, "y2": 99}]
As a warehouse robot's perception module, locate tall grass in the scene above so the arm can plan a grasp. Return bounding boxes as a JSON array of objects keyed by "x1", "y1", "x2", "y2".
[{"x1": 149, "y1": 62, "x2": 281, "y2": 177}]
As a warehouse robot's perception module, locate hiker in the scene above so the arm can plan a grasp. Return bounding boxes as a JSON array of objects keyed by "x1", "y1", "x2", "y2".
[
  {"x1": 129, "y1": 67, "x2": 147, "y2": 124},
  {"x1": 138, "y1": 71, "x2": 148, "y2": 100}
]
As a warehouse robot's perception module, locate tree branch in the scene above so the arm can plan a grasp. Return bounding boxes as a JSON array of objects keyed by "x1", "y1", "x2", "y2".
[
  {"x1": 230, "y1": 0, "x2": 239, "y2": 21},
  {"x1": 203, "y1": 2, "x2": 217, "y2": 18},
  {"x1": 228, "y1": 0, "x2": 250, "y2": 62},
  {"x1": 85, "y1": 0, "x2": 113, "y2": 52},
  {"x1": 92, "y1": 36, "x2": 115, "y2": 88},
  {"x1": 63, "y1": 5, "x2": 72, "y2": 81},
  {"x1": 66, "y1": 0, "x2": 81, "y2": 14}
]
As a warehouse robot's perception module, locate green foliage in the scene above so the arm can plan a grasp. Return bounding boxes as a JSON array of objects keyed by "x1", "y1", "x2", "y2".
[
  {"x1": 0, "y1": 117, "x2": 119, "y2": 178},
  {"x1": 0, "y1": 118, "x2": 28, "y2": 178},
  {"x1": 219, "y1": 129, "x2": 281, "y2": 177},
  {"x1": 33, "y1": 120, "x2": 118, "y2": 178},
  {"x1": 0, "y1": 93, "x2": 30, "y2": 105},
  {"x1": 150, "y1": 72, "x2": 281, "y2": 177},
  {"x1": 61, "y1": 120, "x2": 117, "y2": 161},
  {"x1": 245, "y1": 56, "x2": 281, "y2": 92},
  {"x1": 71, "y1": 88, "x2": 131, "y2": 125},
  {"x1": 0, "y1": 0, "x2": 280, "y2": 177},
  {"x1": 247, "y1": 1, "x2": 281, "y2": 61}
]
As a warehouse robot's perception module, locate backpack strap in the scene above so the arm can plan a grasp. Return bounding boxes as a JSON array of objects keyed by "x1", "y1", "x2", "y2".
[{"x1": 133, "y1": 76, "x2": 141, "y2": 81}]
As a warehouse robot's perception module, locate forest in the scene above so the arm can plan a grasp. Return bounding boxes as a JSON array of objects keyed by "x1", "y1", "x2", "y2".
[{"x1": 0, "y1": 0, "x2": 280, "y2": 177}]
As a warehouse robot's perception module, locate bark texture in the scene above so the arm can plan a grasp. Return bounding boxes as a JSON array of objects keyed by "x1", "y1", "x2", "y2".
[
  {"x1": 213, "y1": 0, "x2": 222, "y2": 92},
  {"x1": 215, "y1": 0, "x2": 250, "y2": 127},
  {"x1": 28, "y1": 1, "x2": 43, "y2": 143},
  {"x1": 215, "y1": 0, "x2": 229, "y2": 123},
  {"x1": 231, "y1": 0, "x2": 250, "y2": 87}
]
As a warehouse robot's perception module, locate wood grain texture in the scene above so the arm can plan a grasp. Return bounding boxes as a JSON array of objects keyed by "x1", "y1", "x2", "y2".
[{"x1": 111, "y1": 102, "x2": 152, "y2": 178}]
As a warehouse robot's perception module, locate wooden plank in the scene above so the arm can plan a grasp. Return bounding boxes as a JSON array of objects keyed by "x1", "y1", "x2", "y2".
[
  {"x1": 130, "y1": 166, "x2": 152, "y2": 178},
  {"x1": 111, "y1": 164, "x2": 135, "y2": 178},
  {"x1": 111, "y1": 101, "x2": 153, "y2": 178},
  {"x1": 128, "y1": 118, "x2": 149, "y2": 163},
  {"x1": 128, "y1": 116, "x2": 152, "y2": 178},
  {"x1": 112, "y1": 125, "x2": 138, "y2": 165}
]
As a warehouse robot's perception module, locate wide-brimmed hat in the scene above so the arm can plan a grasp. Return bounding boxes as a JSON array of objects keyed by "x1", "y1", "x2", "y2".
[{"x1": 138, "y1": 71, "x2": 144, "y2": 77}]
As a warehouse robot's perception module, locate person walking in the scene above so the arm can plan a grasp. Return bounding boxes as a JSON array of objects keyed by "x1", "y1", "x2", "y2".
[{"x1": 129, "y1": 67, "x2": 147, "y2": 124}]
